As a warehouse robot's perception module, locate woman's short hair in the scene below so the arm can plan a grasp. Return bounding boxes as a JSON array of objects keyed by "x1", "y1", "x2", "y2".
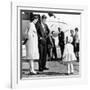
[{"x1": 30, "y1": 15, "x2": 38, "y2": 22}]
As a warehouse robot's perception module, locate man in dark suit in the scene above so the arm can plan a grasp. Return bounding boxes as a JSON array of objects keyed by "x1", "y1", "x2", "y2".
[
  {"x1": 36, "y1": 15, "x2": 50, "y2": 71},
  {"x1": 58, "y1": 27, "x2": 65, "y2": 60}
]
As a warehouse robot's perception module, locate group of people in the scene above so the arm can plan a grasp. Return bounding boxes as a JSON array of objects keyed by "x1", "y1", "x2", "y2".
[{"x1": 23, "y1": 13, "x2": 79, "y2": 75}]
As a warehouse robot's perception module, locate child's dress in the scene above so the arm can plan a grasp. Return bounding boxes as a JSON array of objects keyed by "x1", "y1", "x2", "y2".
[{"x1": 63, "y1": 43, "x2": 76, "y2": 62}]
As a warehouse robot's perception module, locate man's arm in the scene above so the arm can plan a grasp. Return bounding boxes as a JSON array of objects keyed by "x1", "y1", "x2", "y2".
[
  {"x1": 35, "y1": 22, "x2": 42, "y2": 40},
  {"x1": 45, "y1": 24, "x2": 50, "y2": 37}
]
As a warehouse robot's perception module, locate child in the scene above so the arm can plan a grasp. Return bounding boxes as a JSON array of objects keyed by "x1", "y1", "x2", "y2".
[{"x1": 63, "y1": 36, "x2": 77, "y2": 75}]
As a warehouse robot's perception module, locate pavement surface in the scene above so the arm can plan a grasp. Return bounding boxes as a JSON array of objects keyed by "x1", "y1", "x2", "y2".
[{"x1": 21, "y1": 59, "x2": 79, "y2": 79}]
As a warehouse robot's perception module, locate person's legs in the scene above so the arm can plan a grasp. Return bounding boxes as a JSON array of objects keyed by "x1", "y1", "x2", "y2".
[
  {"x1": 50, "y1": 48, "x2": 53, "y2": 59},
  {"x1": 75, "y1": 51, "x2": 79, "y2": 62},
  {"x1": 52, "y1": 38, "x2": 57, "y2": 59},
  {"x1": 74, "y1": 44, "x2": 77, "y2": 58},
  {"x1": 30, "y1": 60, "x2": 37, "y2": 73},
  {"x1": 59, "y1": 45, "x2": 62, "y2": 60},
  {"x1": 29, "y1": 60, "x2": 37, "y2": 74},
  {"x1": 70, "y1": 63, "x2": 74, "y2": 74},
  {"x1": 67, "y1": 63, "x2": 70, "y2": 74},
  {"x1": 77, "y1": 52, "x2": 79, "y2": 62},
  {"x1": 46, "y1": 37, "x2": 51, "y2": 61},
  {"x1": 62, "y1": 45, "x2": 64, "y2": 56},
  {"x1": 53, "y1": 46, "x2": 57, "y2": 59},
  {"x1": 52, "y1": 44, "x2": 57, "y2": 59},
  {"x1": 29, "y1": 60, "x2": 31, "y2": 72},
  {"x1": 60, "y1": 44, "x2": 64, "y2": 59},
  {"x1": 39, "y1": 44, "x2": 44, "y2": 71},
  {"x1": 47, "y1": 46, "x2": 51, "y2": 60},
  {"x1": 52, "y1": 47, "x2": 54, "y2": 59},
  {"x1": 42, "y1": 44, "x2": 47, "y2": 69}
]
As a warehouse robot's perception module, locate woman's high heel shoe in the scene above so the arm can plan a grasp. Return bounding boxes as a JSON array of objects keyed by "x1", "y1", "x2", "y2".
[{"x1": 30, "y1": 71, "x2": 37, "y2": 75}]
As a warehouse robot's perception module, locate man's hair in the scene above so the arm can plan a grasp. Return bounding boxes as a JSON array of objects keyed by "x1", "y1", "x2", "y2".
[
  {"x1": 48, "y1": 12, "x2": 54, "y2": 17},
  {"x1": 58, "y1": 27, "x2": 61, "y2": 32},
  {"x1": 75, "y1": 27, "x2": 78, "y2": 32},
  {"x1": 42, "y1": 15, "x2": 47, "y2": 19}
]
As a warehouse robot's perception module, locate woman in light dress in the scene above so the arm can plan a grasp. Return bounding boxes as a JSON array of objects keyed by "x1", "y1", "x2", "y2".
[
  {"x1": 63, "y1": 36, "x2": 76, "y2": 75},
  {"x1": 26, "y1": 16, "x2": 39, "y2": 74}
]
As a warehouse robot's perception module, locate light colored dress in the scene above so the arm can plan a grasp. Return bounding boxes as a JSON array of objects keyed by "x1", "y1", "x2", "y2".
[
  {"x1": 26, "y1": 22, "x2": 39, "y2": 60},
  {"x1": 63, "y1": 43, "x2": 76, "y2": 62}
]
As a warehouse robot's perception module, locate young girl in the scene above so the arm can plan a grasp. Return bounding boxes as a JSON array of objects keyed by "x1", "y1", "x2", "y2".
[{"x1": 63, "y1": 36, "x2": 77, "y2": 75}]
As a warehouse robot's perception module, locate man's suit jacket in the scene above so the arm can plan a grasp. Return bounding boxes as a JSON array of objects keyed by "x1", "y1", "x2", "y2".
[
  {"x1": 58, "y1": 31, "x2": 64, "y2": 45},
  {"x1": 35, "y1": 22, "x2": 50, "y2": 45}
]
